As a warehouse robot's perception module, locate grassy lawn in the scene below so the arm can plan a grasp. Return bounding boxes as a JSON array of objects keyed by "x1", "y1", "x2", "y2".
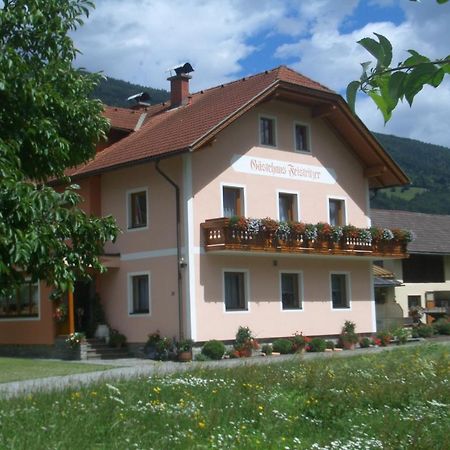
[
  {"x1": 0, "y1": 344, "x2": 449, "y2": 449},
  {"x1": 0, "y1": 358, "x2": 113, "y2": 383}
]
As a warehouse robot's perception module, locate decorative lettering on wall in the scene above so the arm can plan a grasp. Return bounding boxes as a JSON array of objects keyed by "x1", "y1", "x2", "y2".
[{"x1": 231, "y1": 155, "x2": 336, "y2": 184}]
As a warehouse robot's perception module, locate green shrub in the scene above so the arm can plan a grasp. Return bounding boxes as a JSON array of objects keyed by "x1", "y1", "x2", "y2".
[
  {"x1": 325, "y1": 340, "x2": 335, "y2": 350},
  {"x1": 261, "y1": 343, "x2": 273, "y2": 355},
  {"x1": 194, "y1": 353, "x2": 210, "y2": 362},
  {"x1": 417, "y1": 324, "x2": 435, "y2": 338},
  {"x1": 307, "y1": 337, "x2": 327, "y2": 352},
  {"x1": 272, "y1": 339, "x2": 293, "y2": 354},
  {"x1": 201, "y1": 340, "x2": 225, "y2": 360},
  {"x1": 433, "y1": 318, "x2": 450, "y2": 335},
  {"x1": 393, "y1": 327, "x2": 410, "y2": 345},
  {"x1": 359, "y1": 337, "x2": 372, "y2": 348}
]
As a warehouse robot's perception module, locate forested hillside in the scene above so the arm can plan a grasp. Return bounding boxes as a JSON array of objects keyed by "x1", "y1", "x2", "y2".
[
  {"x1": 372, "y1": 133, "x2": 450, "y2": 214},
  {"x1": 91, "y1": 75, "x2": 450, "y2": 215},
  {"x1": 92, "y1": 75, "x2": 169, "y2": 107}
]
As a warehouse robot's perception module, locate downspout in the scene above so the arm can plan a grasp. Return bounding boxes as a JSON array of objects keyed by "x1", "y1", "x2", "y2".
[{"x1": 155, "y1": 160, "x2": 184, "y2": 340}]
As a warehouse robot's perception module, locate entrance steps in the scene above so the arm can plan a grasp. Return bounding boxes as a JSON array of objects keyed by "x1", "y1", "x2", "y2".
[{"x1": 84, "y1": 338, "x2": 131, "y2": 360}]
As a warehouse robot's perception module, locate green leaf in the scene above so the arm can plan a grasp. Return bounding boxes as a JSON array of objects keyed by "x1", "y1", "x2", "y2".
[
  {"x1": 404, "y1": 50, "x2": 430, "y2": 66},
  {"x1": 369, "y1": 91, "x2": 391, "y2": 123},
  {"x1": 388, "y1": 71, "x2": 407, "y2": 101},
  {"x1": 346, "y1": 81, "x2": 360, "y2": 113},
  {"x1": 404, "y1": 63, "x2": 439, "y2": 105},
  {"x1": 357, "y1": 37, "x2": 385, "y2": 67},
  {"x1": 430, "y1": 68, "x2": 445, "y2": 88},
  {"x1": 374, "y1": 33, "x2": 393, "y2": 67}
]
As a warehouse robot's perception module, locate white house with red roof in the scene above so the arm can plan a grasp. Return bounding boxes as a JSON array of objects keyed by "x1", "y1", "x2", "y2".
[{"x1": 0, "y1": 66, "x2": 411, "y2": 355}]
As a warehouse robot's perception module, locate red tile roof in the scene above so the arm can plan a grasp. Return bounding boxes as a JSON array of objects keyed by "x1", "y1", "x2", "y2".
[
  {"x1": 70, "y1": 66, "x2": 334, "y2": 177},
  {"x1": 67, "y1": 66, "x2": 407, "y2": 188}
]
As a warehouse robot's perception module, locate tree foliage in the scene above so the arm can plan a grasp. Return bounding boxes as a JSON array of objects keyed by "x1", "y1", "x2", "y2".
[
  {"x1": 0, "y1": 0, "x2": 119, "y2": 296},
  {"x1": 347, "y1": 0, "x2": 450, "y2": 122}
]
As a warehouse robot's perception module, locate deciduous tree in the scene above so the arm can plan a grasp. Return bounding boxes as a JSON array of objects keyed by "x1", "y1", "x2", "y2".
[{"x1": 0, "y1": 0, "x2": 119, "y2": 296}]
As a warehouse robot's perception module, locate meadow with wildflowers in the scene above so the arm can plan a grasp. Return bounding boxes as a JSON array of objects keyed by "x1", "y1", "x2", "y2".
[{"x1": 0, "y1": 344, "x2": 449, "y2": 449}]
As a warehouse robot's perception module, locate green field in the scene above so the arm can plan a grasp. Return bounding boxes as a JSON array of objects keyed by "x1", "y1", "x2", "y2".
[
  {"x1": 0, "y1": 344, "x2": 449, "y2": 449},
  {"x1": 0, "y1": 358, "x2": 113, "y2": 383},
  {"x1": 381, "y1": 186, "x2": 428, "y2": 201}
]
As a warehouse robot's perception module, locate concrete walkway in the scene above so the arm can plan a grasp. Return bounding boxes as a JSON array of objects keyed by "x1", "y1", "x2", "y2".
[{"x1": 1, "y1": 338, "x2": 449, "y2": 399}]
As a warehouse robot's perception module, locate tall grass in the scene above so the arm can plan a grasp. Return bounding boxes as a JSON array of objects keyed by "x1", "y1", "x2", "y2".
[{"x1": 0, "y1": 344, "x2": 449, "y2": 449}]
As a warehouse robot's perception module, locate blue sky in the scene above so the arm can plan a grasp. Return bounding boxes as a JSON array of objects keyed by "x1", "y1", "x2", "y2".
[{"x1": 73, "y1": 0, "x2": 450, "y2": 147}]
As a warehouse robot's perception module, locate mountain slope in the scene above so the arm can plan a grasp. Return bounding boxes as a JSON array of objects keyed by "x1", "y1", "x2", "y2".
[
  {"x1": 372, "y1": 133, "x2": 450, "y2": 214},
  {"x1": 92, "y1": 76, "x2": 169, "y2": 108}
]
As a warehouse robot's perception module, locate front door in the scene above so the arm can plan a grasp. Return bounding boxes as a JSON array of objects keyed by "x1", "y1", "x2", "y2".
[{"x1": 74, "y1": 279, "x2": 95, "y2": 336}]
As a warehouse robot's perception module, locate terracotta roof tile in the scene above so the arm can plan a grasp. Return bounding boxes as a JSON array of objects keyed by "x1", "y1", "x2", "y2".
[{"x1": 74, "y1": 66, "x2": 335, "y2": 176}]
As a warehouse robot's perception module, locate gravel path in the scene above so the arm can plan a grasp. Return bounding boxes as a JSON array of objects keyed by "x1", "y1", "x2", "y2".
[{"x1": 0, "y1": 338, "x2": 448, "y2": 399}]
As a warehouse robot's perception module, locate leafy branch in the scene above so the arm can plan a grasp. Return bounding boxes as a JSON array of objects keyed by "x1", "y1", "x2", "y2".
[{"x1": 347, "y1": 0, "x2": 450, "y2": 122}]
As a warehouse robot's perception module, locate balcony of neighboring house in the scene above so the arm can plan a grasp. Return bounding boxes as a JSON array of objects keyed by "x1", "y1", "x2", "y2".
[{"x1": 201, "y1": 217, "x2": 411, "y2": 258}]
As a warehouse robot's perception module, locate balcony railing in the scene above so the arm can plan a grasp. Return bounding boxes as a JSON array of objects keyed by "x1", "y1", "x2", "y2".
[{"x1": 201, "y1": 218, "x2": 408, "y2": 258}]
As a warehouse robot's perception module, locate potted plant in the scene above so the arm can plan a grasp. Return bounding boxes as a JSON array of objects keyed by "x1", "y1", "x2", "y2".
[
  {"x1": 92, "y1": 293, "x2": 109, "y2": 342},
  {"x1": 376, "y1": 330, "x2": 392, "y2": 346},
  {"x1": 234, "y1": 326, "x2": 258, "y2": 357},
  {"x1": 54, "y1": 304, "x2": 68, "y2": 323},
  {"x1": 315, "y1": 222, "x2": 332, "y2": 247},
  {"x1": 339, "y1": 320, "x2": 359, "y2": 350},
  {"x1": 176, "y1": 338, "x2": 194, "y2": 362},
  {"x1": 291, "y1": 332, "x2": 310, "y2": 353},
  {"x1": 109, "y1": 328, "x2": 127, "y2": 348}
]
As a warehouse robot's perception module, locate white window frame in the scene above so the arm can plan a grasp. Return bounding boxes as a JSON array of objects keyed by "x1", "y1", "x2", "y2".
[
  {"x1": 222, "y1": 268, "x2": 250, "y2": 313},
  {"x1": 0, "y1": 279, "x2": 40, "y2": 322},
  {"x1": 259, "y1": 114, "x2": 278, "y2": 148},
  {"x1": 127, "y1": 271, "x2": 151, "y2": 317},
  {"x1": 276, "y1": 190, "x2": 300, "y2": 222},
  {"x1": 327, "y1": 196, "x2": 348, "y2": 226},
  {"x1": 330, "y1": 272, "x2": 352, "y2": 311},
  {"x1": 126, "y1": 187, "x2": 149, "y2": 232},
  {"x1": 220, "y1": 183, "x2": 247, "y2": 217},
  {"x1": 279, "y1": 270, "x2": 304, "y2": 312},
  {"x1": 293, "y1": 121, "x2": 312, "y2": 154}
]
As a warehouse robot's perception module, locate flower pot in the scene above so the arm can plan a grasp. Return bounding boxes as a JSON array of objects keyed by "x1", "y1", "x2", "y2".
[
  {"x1": 95, "y1": 324, "x2": 110, "y2": 343},
  {"x1": 238, "y1": 348, "x2": 252, "y2": 358},
  {"x1": 342, "y1": 341, "x2": 355, "y2": 350},
  {"x1": 178, "y1": 350, "x2": 192, "y2": 362}
]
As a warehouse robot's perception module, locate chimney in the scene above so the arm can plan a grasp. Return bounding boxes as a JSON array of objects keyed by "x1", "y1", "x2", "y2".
[
  {"x1": 167, "y1": 62, "x2": 194, "y2": 107},
  {"x1": 167, "y1": 73, "x2": 191, "y2": 107}
]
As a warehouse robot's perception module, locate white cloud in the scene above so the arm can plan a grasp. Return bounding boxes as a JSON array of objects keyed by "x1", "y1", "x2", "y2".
[
  {"x1": 69, "y1": 0, "x2": 450, "y2": 147},
  {"x1": 357, "y1": 79, "x2": 450, "y2": 148},
  {"x1": 72, "y1": 0, "x2": 286, "y2": 91},
  {"x1": 273, "y1": 1, "x2": 450, "y2": 147}
]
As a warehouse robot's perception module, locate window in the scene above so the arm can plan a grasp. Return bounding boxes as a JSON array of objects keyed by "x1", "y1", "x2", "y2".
[
  {"x1": 223, "y1": 186, "x2": 244, "y2": 217},
  {"x1": 408, "y1": 295, "x2": 421, "y2": 309},
  {"x1": 128, "y1": 189, "x2": 147, "y2": 229},
  {"x1": 260, "y1": 116, "x2": 276, "y2": 147},
  {"x1": 402, "y1": 254, "x2": 445, "y2": 283},
  {"x1": 224, "y1": 271, "x2": 247, "y2": 311},
  {"x1": 0, "y1": 281, "x2": 39, "y2": 318},
  {"x1": 278, "y1": 193, "x2": 298, "y2": 222},
  {"x1": 294, "y1": 123, "x2": 310, "y2": 152},
  {"x1": 129, "y1": 273, "x2": 150, "y2": 315},
  {"x1": 331, "y1": 273, "x2": 350, "y2": 309},
  {"x1": 329, "y1": 198, "x2": 346, "y2": 226},
  {"x1": 281, "y1": 272, "x2": 302, "y2": 310}
]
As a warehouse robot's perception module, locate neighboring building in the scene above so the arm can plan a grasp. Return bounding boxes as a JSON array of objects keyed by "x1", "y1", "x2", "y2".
[
  {"x1": 0, "y1": 66, "x2": 410, "y2": 354},
  {"x1": 372, "y1": 209, "x2": 450, "y2": 323}
]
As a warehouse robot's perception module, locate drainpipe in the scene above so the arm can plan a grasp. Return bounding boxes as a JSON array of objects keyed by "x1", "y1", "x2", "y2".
[{"x1": 155, "y1": 160, "x2": 184, "y2": 340}]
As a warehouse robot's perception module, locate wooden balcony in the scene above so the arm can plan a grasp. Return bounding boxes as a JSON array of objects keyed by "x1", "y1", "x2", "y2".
[{"x1": 201, "y1": 218, "x2": 408, "y2": 258}]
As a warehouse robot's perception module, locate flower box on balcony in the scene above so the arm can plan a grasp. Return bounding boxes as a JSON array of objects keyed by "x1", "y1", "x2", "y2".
[{"x1": 201, "y1": 217, "x2": 411, "y2": 258}]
